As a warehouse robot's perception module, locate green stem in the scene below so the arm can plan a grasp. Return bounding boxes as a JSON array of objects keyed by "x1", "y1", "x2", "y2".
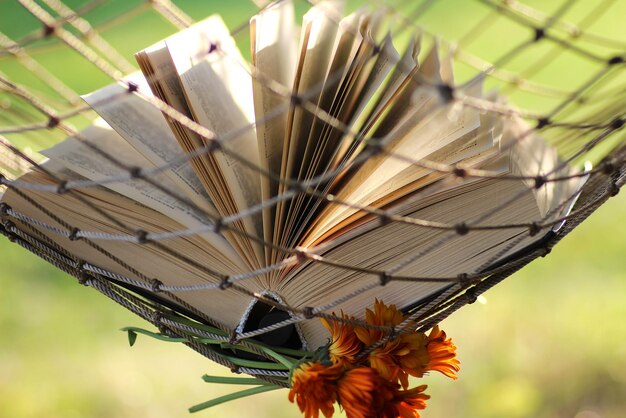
[
  {"x1": 122, "y1": 327, "x2": 224, "y2": 346},
  {"x1": 189, "y1": 385, "x2": 282, "y2": 413},
  {"x1": 256, "y1": 345, "x2": 298, "y2": 369},
  {"x1": 219, "y1": 343, "x2": 298, "y2": 367},
  {"x1": 201, "y1": 375, "x2": 269, "y2": 385},
  {"x1": 153, "y1": 314, "x2": 317, "y2": 358},
  {"x1": 162, "y1": 314, "x2": 229, "y2": 337},
  {"x1": 219, "y1": 353, "x2": 291, "y2": 370},
  {"x1": 122, "y1": 327, "x2": 293, "y2": 370},
  {"x1": 126, "y1": 316, "x2": 317, "y2": 359},
  {"x1": 121, "y1": 327, "x2": 187, "y2": 344},
  {"x1": 269, "y1": 346, "x2": 316, "y2": 358}
]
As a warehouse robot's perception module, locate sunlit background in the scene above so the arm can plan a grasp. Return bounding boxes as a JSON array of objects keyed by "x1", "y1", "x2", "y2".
[{"x1": 0, "y1": 1, "x2": 625, "y2": 417}]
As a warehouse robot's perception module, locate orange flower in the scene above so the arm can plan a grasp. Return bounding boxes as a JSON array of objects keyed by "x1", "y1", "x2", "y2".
[
  {"x1": 368, "y1": 332, "x2": 430, "y2": 389},
  {"x1": 354, "y1": 299, "x2": 406, "y2": 345},
  {"x1": 354, "y1": 300, "x2": 429, "y2": 389},
  {"x1": 288, "y1": 362, "x2": 343, "y2": 418},
  {"x1": 337, "y1": 367, "x2": 430, "y2": 418},
  {"x1": 320, "y1": 313, "x2": 363, "y2": 367},
  {"x1": 424, "y1": 325, "x2": 460, "y2": 380},
  {"x1": 337, "y1": 367, "x2": 381, "y2": 418},
  {"x1": 379, "y1": 384, "x2": 430, "y2": 418}
]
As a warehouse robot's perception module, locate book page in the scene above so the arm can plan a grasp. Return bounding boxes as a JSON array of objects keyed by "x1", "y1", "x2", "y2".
[
  {"x1": 357, "y1": 35, "x2": 422, "y2": 139},
  {"x1": 323, "y1": 102, "x2": 480, "y2": 227},
  {"x1": 304, "y1": 12, "x2": 394, "y2": 178},
  {"x1": 332, "y1": 32, "x2": 400, "y2": 164},
  {"x1": 296, "y1": 9, "x2": 368, "y2": 181},
  {"x1": 281, "y1": 0, "x2": 344, "y2": 182},
  {"x1": 336, "y1": 35, "x2": 421, "y2": 174},
  {"x1": 135, "y1": 40, "x2": 228, "y2": 223},
  {"x1": 3, "y1": 169, "x2": 255, "y2": 331},
  {"x1": 137, "y1": 43, "x2": 194, "y2": 119},
  {"x1": 303, "y1": 71, "x2": 485, "y2": 246},
  {"x1": 82, "y1": 72, "x2": 215, "y2": 215},
  {"x1": 278, "y1": 9, "x2": 367, "y2": 251},
  {"x1": 283, "y1": 177, "x2": 541, "y2": 348},
  {"x1": 506, "y1": 114, "x2": 581, "y2": 219},
  {"x1": 165, "y1": 15, "x2": 264, "y2": 263},
  {"x1": 371, "y1": 40, "x2": 440, "y2": 140},
  {"x1": 41, "y1": 121, "x2": 242, "y2": 264},
  {"x1": 137, "y1": 38, "x2": 267, "y2": 268},
  {"x1": 135, "y1": 40, "x2": 213, "y2": 181},
  {"x1": 250, "y1": 0, "x2": 298, "y2": 262},
  {"x1": 283, "y1": 11, "x2": 397, "y2": 252},
  {"x1": 272, "y1": 0, "x2": 343, "y2": 264}
]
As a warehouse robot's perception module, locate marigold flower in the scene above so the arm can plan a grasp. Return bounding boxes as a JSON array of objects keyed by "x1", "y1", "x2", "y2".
[
  {"x1": 289, "y1": 362, "x2": 343, "y2": 418},
  {"x1": 368, "y1": 332, "x2": 430, "y2": 389},
  {"x1": 320, "y1": 313, "x2": 363, "y2": 367},
  {"x1": 354, "y1": 299, "x2": 406, "y2": 345},
  {"x1": 288, "y1": 361, "x2": 343, "y2": 418},
  {"x1": 337, "y1": 367, "x2": 381, "y2": 418},
  {"x1": 425, "y1": 325, "x2": 460, "y2": 380},
  {"x1": 337, "y1": 366, "x2": 430, "y2": 418},
  {"x1": 354, "y1": 300, "x2": 429, "y2": 389},
  {"x1": 291, "y1": 302, "x2": 458, "y2": 418},
  {"x1": 379, "y1": 384, "x2": 430, "y2": 418}
]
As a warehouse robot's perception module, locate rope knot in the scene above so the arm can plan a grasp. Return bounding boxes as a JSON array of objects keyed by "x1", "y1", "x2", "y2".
[
  {"x1": 0, "y1": 203, "x2": 10, "y2": 217},
  {"x1": 68, "y1": 227, "x2": 80, "y2": 241},
  {"x1": 56, "y1": 180, "x2": 68, "y2": 194},
  {"x1": 303, "y1": 307, "x2": 315, "y2": 319},
  {"x1": 465, "y1": 288, "x2": 477, "y2": 304},
  {"x1": 219, "y1": 276, "x2": 232, "y2": 290},
  {"x1": 135, "y1": 230, "x2": 148, "y2": 244},
  {"x1": 150, "y1": 278, "x2": 163, "y2": 293},
  {"x1": 455, "y1": 222, "x2": 469, "y2": 236},
  {"x1": 528, "y1": 222, "x2": 541, "y2": 237},
  {"x1": 457, "y1": 273, "x2": 469, "y2": 283},
  {"x1": 126, "y1": 82, "x2": 139, "y2": 93},
  {"x1": 534, "y1": 175, "x2": 547, "y2": 189},
  {"x1": 379, "y1": 272, "x2": 391, "y2": 286}
]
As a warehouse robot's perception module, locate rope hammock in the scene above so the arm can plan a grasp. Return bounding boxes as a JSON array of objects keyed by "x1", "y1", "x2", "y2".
[{"x1": 0, "y1": 0, "x2": 624, "y2": 415}]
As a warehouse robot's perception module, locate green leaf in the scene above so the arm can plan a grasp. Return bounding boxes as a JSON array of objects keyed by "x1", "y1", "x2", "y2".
[
  {"x1": 267, "y1": 346, "x2": 316, "y2": 358},
  {"x1": 218, "y1": 343, "x2": 298, "y2": 369},
  {"x1": 195, "y1": 337, "x2": 225, "y2": 345},
  {"x1": 121, "y1": 327, "x2": 187, "y2": 343},
  {"x1": 256, "y1": 345, "x2": 297, "y2": 369},
  {"x1": 219, "y1": 354, "x2": 291, "y2": 370},
  {"x1": 219, "y1": 342, "x2": 276, "y2": 357},
  {"x1": 189, "y1": 385, "x2": 282, "y2": 413},
  {"x1": 127, "y1": 330, "x2": 137, "y2": 347},
  {"x1": 162, "y1": 314, "x2": 229, "y2": 337},
  {"x1": 201, "y1": 375, "x2": 269, "y2": 385}
]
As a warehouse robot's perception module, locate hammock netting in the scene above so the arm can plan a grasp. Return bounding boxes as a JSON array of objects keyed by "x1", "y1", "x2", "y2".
[{"x1": 0, "y1": 0, "x2": 624, "y2": 388}]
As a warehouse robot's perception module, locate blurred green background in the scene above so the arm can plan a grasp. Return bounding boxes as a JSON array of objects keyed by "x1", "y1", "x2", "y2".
[{"x1": 0, "y1": 0, "x2": 625, "y2": 417}]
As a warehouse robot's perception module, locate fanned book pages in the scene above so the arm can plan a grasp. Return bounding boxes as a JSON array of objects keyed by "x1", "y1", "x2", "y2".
[{"x1": 1, "y1": 1, "x2": 584, "y2": 350}]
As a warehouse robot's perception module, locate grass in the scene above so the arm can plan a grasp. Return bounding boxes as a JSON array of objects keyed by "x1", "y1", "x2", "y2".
[{"x1": 0, "y1": 0, "x2": 625, "y2": 417}]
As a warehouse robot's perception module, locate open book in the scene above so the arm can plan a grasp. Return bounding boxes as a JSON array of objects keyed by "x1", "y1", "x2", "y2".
[{"x1": 1, "y1": 1, "x2": 582, "y2": 349}]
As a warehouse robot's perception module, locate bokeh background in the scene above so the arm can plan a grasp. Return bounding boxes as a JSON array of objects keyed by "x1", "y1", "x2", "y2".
[{"x1": 0, "y1": 0, "x2": 625, "y2": 417}]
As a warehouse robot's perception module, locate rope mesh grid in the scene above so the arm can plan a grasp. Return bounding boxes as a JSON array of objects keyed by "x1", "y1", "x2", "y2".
[{"x1": 0, "y1": 0, "x2": 625, "y2": 377}]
